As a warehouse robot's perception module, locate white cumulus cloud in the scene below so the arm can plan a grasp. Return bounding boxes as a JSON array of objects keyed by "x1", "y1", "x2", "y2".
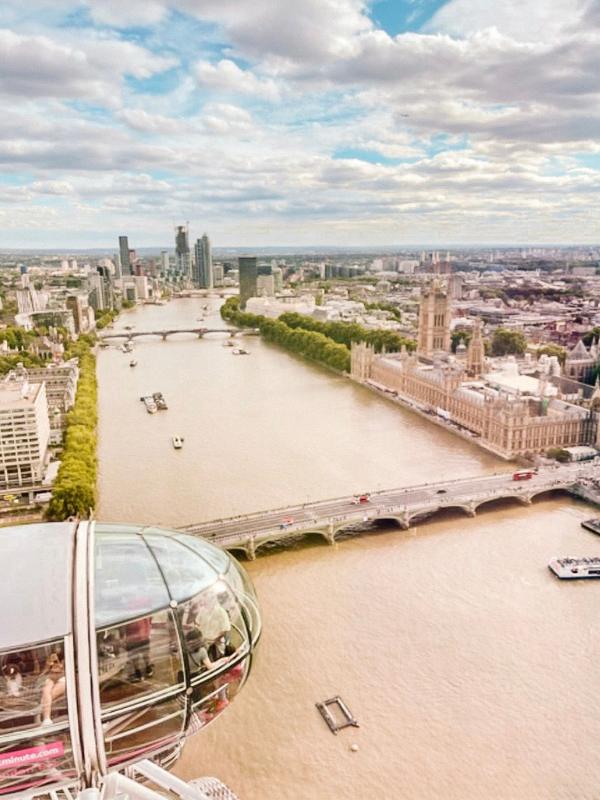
[{"x1": 195, "y1": 59, "x2": 280, "y2": 100}]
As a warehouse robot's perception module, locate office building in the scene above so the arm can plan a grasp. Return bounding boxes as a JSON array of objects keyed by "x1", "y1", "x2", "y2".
[
  {"x1": 272, "y1": 266, "x2": 283, "y2": 292},
  {"x1": 257, "y1": 274, "x2": 275, "y2": 297},
  {"x1": 213, "y1": 264, "x2": 224, "y2": 287},
  {"x1": 0, "y1": 380, "x2": 50, "y2": 489},
  {"x1": 118, "y1": 236, "x2": 131, "y2": 276},
  {"x1": 5, "y1": 361, "x2": 79, "y2": 445},
  {"x1": 175, "y1": 225, "x2": 191, "y2": 279},
  {"x1": 66, "y1": 295, "x2": 95, "y2": 334},
  {"x1": 16, "y1": 287, "x2": 44, "y2": 316},
  {"x1": 160, "y1": 250, "x2": 170, "y2": 273},
  {"x1": 239, "y1": 256, "x2": 258, "y2": 310},
  {"x1": 88, "y1": 266, "x2": 114, "y2": 313},
  {"x1": 193, "y1": 234, "x2": 213, "y2": 289}
]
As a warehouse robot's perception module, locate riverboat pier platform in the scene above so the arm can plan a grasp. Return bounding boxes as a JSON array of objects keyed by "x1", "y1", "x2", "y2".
[{"x1": 180, "y1": 464, "x2": 600, "y2": 559}]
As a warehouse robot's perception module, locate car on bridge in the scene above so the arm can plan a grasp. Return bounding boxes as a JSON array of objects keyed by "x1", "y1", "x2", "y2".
[
  {"x1": 279, "y1": 517, "x2": 294, "y2": 529},
  {"x1": 351, "y1": 494, "x2": 371, "y2": 504}
]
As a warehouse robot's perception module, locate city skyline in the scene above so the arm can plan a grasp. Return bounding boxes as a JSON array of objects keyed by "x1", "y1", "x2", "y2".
[{"x1": 0, "y1": 0, "x2": 598, "y2": 248}]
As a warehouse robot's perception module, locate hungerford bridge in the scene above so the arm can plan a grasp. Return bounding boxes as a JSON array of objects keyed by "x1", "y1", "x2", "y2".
[
  {"x1": 179, "y1": 464, "x2": 600, "y2": 559},
  {"x1": 99, "y1": 327, "x2": 257, "y2": 342}
]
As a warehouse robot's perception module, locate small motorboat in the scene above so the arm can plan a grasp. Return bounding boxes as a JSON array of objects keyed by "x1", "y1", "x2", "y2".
[
  {"x1": 129, "y1": 359, "x2": 137, "y2": 367},
  {"x1": 172, "y1": 436, "x2": 184, "y2": 449},
  {"x1": 232, "y1": 348, "x2": 249, "y2": 355},
  {"x1": 140, "y1": 395, "x2": 157, "y2": 414}
]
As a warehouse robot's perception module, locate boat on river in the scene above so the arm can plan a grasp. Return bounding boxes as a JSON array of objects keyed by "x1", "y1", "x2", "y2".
[
  {"x1": 153, "y1": 392, "x2": 168, "y2": 410},
  {"x1": 581, "y1": 519, "x2": 600, "y2": 535},
  {"x1": 129, "y1": 359, "x2": 137, "y2": 367},
  {"x1": 172, "y1": 436, "x2": 184, "y2": 449},
  {"x1": 548, "y1": 556, "x2": 600, "y2": 579},
  {"x1": 232, "y1": 348, "x2": 249, "y2": 355},
  {"x1": 140, "y1": 395, "x2": 158, "y2": 414}
]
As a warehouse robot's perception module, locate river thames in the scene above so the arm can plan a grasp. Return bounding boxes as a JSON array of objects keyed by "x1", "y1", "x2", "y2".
[{"x1": 98, "y1": 299, "x2": 600, "y2": 800}]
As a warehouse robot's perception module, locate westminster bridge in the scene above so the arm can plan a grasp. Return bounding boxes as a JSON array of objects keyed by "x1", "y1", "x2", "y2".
[
  {"x1": 179, "y1": 464, "x2": 600, "y2": 559},
  {"x1": 99, "y1": 327, "x2": 257, "y2": 342}
]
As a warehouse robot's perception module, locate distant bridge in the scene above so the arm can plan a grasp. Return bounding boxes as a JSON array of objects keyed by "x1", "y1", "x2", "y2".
[
  {"x1": 99, "y1": 327, "x2": 257, "y2": 342},
  {"x1": 179, "y1": 465, "x2": 598, "y2": 559}
]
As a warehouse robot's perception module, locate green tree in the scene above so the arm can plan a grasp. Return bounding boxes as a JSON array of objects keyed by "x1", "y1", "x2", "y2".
[
  {"x1": 364, "y1": 302, "x2": 402, "y2": 322},
  {"x1": 47, "y1": 342, "x2": 98, "y2": 520},
  {"x1": 491, "y1": 328, "x2": 527, "y2": 356},
  {"x1": 546, "y1": 447, "x2": 570, "y2": 463},
  {"x1": 451, "y1": 330, "x2": 472, "y2": 353},
  {"x1": 582, "y1": 327, "x2": 600, "y2": 347},
  {"x1": 537, "y1": 344, "x2": 566, "y2": 365}
]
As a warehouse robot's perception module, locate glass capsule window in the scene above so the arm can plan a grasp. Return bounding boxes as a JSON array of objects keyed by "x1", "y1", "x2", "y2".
[
  {"x1": 0, "y1": 639, "x2": 73, "y2": 797},
  {"x1": 179, "y1": 586, "x2": 248, "y2": 682},
  {"x1": 102, "y1": 694, "x2": 186, "y2": 769},
  {"x1": 144, "y1": 533, "x2": 218, "y2": 602},
  {"x1": 94, "y1": 531, "x2": 170, "y2": 627},
  {"x1": 97, "y1": 609, "x2": 184, "y2": 710}
]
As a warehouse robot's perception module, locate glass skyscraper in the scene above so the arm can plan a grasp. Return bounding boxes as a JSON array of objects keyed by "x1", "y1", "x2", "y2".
[
  {"x1": 118, "y1": 235, "x2": 131, "y2": 276},
  {"x1": 193, "y1": 234, "x2": 213, "y2": 289},
  {"x1": 175, "y1": 225, "x2": 191, "y2": 279},
  {"x1": 238, "y1": 256, "x2": 257, "y2": 309}
]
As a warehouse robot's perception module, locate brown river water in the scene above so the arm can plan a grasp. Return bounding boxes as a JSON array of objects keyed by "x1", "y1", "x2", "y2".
[{"x1": 97, "y1": 299, "x2": 600, "y2": 800}]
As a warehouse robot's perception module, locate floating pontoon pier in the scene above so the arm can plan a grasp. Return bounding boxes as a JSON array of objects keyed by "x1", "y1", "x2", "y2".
[{"x1": 316, "y1": 696, "x2": 359, "y2": 734}]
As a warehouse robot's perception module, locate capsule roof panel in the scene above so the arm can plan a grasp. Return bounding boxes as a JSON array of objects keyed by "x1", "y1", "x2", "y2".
[
  {"x1": 94, "y1": 524, "x2": 231, "y2": 626},
  {"x1": 0, "y1": 522, "x2": 75, "y2": 649}
]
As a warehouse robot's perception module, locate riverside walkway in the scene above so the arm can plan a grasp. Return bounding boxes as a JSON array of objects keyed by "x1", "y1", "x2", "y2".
[{"x1": 179, "y1": 464, "x2": 599, "y2": 559}]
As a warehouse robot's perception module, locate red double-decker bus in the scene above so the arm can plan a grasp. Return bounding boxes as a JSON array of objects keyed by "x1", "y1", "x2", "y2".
[{"x1": 512, "y1": 470, "x2": 536, "y2": 481}]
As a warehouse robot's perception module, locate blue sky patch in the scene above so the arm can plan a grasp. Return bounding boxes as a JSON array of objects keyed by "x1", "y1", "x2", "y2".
[
  {"x1": 370, "y1": 0, "x2": 449, "y2": 35},
  {"x1": 333, "y1": 147, "x2": 411, "y2": 165},
  {"x1": 125, "y1": 68, "x2": 183, "y2": 96}
]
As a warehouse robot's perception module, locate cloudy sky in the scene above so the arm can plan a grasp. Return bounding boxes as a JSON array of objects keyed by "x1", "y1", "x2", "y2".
[{"x1": 1, "y1": 0, "x2": 599, "y2": 248}]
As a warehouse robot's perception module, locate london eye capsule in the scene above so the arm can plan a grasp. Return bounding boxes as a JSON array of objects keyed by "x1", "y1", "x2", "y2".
[{"x1": 0, "y1": 522, "x2": 261, "y2": 798}]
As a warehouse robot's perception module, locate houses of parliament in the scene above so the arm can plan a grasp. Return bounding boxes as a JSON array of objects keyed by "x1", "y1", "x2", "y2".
[{"x1": 351, "y1": 281, "x2": 599, "y2": 459}]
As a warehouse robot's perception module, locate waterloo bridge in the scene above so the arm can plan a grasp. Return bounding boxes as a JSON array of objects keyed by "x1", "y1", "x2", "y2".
[{"x1": 179, "y1": 464, "x2": 600, "y2": 559}]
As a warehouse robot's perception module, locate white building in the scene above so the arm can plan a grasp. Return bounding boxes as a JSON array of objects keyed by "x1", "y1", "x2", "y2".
[
  {"x1": 5, "y1": 360, "x2": 79, "y2": 446},
  {"x1": 272, "y1": 266, "x2": 284, "y2": 292},
  {"x1": 134, "y1": 275, "x2": 150, "y2": 300},
  {"x1": 245, "y1": 296, "x2": 316, "y2": 318},
  {"x1": 257, "y1": 274, "x2": 275, "y2": 297},
  {"x1": 16, "y1": 286, "x2": 47, "y2": 315},
  {"x1": 161, "y1": 250, "x2": 170, "y2": 272},
  {"x1": 0, "y1": 380, "x2": 50, "y2": 489},
  {"x1": 213, "y1": 263, "x2": 224, "y2": 287}
]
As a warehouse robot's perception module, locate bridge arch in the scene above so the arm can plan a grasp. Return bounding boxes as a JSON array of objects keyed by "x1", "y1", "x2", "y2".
[
  {"x1": 254, "y1": 528, "x2": 332, "y2": 554},
  {"x1": 472, "y1": 494, "x2": 532, "y2": 512},
  {"x1": 227, "y1": 545, "x2": 251, "y2": 561},
  {"x1": 529, "y1": 486, "x2": 572, "y2": 502},
  {"x1": 329, "y1": 516, "x2": 406, "y2": 541}
]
